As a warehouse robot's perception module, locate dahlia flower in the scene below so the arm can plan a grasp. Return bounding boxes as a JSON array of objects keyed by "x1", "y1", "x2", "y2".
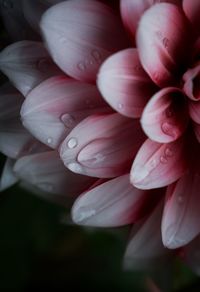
[{"x1": 1, "y1": 0, "x2": 200, "y2": 275}]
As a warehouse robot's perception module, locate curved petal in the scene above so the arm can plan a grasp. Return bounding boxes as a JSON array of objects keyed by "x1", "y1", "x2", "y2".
[
  {"x1": 59, "y1": 113, "x2": 145, "y2": 178},
  {"x1": 162, "y1": 169, "x2": 200, "y2": 249},
  {"x1": 130, "y1": 137, "x2": 188, "y2": 190},
  {"x1": 0, "y1": 41, "x2": 62, "y2": 96},
  {"x1": 183, "y1": 0, "x2": 200, "y2": 36},
  {"x1": 120, "y1": 0, "x2": 181, "y2": 44},
  {"x1": 40, "y1": 0, "x2": 128, "y2": 82},
  {"x1": 97, "y1": 48, "x2": 157, "y2": 118},
  {"x1": 124, "y1": 200, "x2": 171, "y2": 270},
  {"x1": 189, "y1": 100, "x2": 200, "y2": 123},
  {"x1": 183, "y1": 63, "x2": 200, "y2": 101},
  {"x1": 21, "y1": 76, "x2": 110, "y2": 149},
  {"x1": 14, "y1": 151, "x2": 96, "y2": 198},
  {"x1": 136, "y1": 3, "x2": 191, "y2": 87},
  {"x1": 141, "y1": 87, "x2": 189, "y2": 143},
  {"x1": 0, "y1": 158, "x2": 18, "y2": 191},
  {"x1": 72, "y1": 174, "x2": 160, "y2": 227}
]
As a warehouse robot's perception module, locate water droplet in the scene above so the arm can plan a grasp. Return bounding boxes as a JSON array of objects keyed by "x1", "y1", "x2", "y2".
[
  {"x1": 161, "y1": 122, "x2": 178, "y2": 138},
  {"x1": 1, "y1": 0, "x2": 13, "y2": 9},
  {"x1": 160, "y1": 156, "x2": 168, "y2": 163},
  {"x1": 77, "y1": 62, "x2": 86, "y2": 71},
  {"x1": 67, "y1": 162, "x2": 83, "y2": 173},
  {"x1": 47, "y1": 137, "x2": 53, "y2": 145},
  {"x1": 61, "y1": 114, "x2": 75, "y2": 128},
  {"x1": 177, "y1": 195, "x2": 184, "y2": 204},
  {"x1": 67, "y1": 138, "x2": 78, "y2": 149},
  {"x1": 118, "y1": 103, "x2": 124, "y2": 110},
  {"x1": 165, "y1": 147, "x2": 173, "y2": 157},
  {"x1": 162, "y1": 37, "x2": 169, "y2": 49},
  {"x1": 149, "y1": 159, "x2": 158, "y2": 170},
  {"x1": 91, "y1": 50, "x2": 102, "y2": 63}
]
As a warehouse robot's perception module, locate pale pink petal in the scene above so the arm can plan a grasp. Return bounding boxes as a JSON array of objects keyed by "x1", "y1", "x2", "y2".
[
  {"x1": 124, "y1": 200, "x2": 171, "y2": 270},
  {"x1": 72, "y1": 174, "x2": 159, "y2": 227},
  {"x1": 136, "y1": 3, "x2": 191, "y2": 87},
  {"x1": 0, "y1": 41, "x2": 62, "y2": 96},
  {"x1": 59, "y1": 113, "x2": 145, "y2": 178},
  {"x1": 183, "y1": 235, "x2": 200, "y2": 275},
  {"x1": 141, "y1": 87, "x2": 189, "y2": 143},
  {"x1": 97, "y1": 48, "x2": 157, "y2": 118},
  {"x1": 22, "y1": 0, "x2": 63, "y2": 32},
  {"x1": 14, "y1": 151, "x2": 96, "y2": 199},
  {"x1": 189, "y1": 100, "x2": 200, "y2": 123},
  {"x1": 0, "y1": 158, "x2": 18, "y2": 191},
  {"x1": 183, "y1": 0, "x2": 200, "y2": 36},
  {"x1": 183, "y1": 63, "x2": 200, "y2": 101},
  {"x1": 40, "y1": 0, "x2": 128, "y2": 82},
  {"x1": 130, "y1": 137, "x2": 188, "y2": 190},
  {"x1": 120, "y1": 0, "x2": 181, "y2": 44},
  {"x1": 21, "y1": 76, "x2": 110, "y2": 149},
  {"x1": 0, "y1": 0, "x2": 38, "y2": 41},
  {"x1": 162, "y1": 170, "x2": 200, "y2": 249}
]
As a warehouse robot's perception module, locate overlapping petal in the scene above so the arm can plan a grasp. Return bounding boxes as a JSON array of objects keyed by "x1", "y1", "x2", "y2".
[
  {"x1": 40, "y1": 0, "x2": 128, "y2": 82},
  {"x1": 97, "y1": 48, "x2": 157, "y2": 118},
  {"x1": 0, "y1": 158, "x2": 18, "y2": 191},
  {"x1": 60, "y1": 113, "x2": 145, "y2": 178},
  {"x1": 162, "y1": 169, "x2": 200, "y2": 249},
  {"x1": 136, "y1": 3, "x2": 191, "y2": 87},
  {"x1": 141, "y1": 87, "x2": 189, "y2": 143},
  {"x1": 130, "y1": 137, "x2": 188, "y2": 189},
  {"x1": 183, "y1": 0, "x2": 200, "y2": 36},
  {"x1": 21, "y1": 76, "x2": 110, "y2": 149},
  {"x1": 183, "y1": 62, "x2": 200, "y2": 101}
]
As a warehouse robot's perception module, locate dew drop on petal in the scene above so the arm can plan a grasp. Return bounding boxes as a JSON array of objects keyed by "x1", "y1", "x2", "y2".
[
  {"x1": 165, "y1": 147, "x2": 173, "y2": 157},
  {"x1": 161, "y1": 122, "x2": 178, "y2": 139},
  {"x1": 177, "y1": 195, "x2": 184, "y2": 204},
  {"x1": 47, "y1": 137, "x2": 53, "y2": 145},
  {"x1": 160, "y1": 156, "x2": 168, "y2": 163},
  {"x1": 77, "y1": 62, "x2": 86, "y2": 72},
  {"x1": 118, "y1": 103, "x2": 124, "y2": 110},
  {"x1": 61, "y1": 114, "x2": 75, "y2": 128},
  {"x1": 67, "y1": 138, "x2": 78, "y2": 149},
  {"x1": 67, "y1": 162, "x2": 83, "y2": 174}
]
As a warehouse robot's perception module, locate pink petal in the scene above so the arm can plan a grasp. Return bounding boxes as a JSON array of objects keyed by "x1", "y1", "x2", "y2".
[
  {"x1": 183, "y1": 0, "x2": 200, "y2": 36},
  {"x1": 72, "y1": 174, "x2": 160, "y2": 227},
  {"x1": 0, "y1": 41, "x2": 62, "y2": 96},
  {"x1": 40, "y1": 0, "x2": 128, "y2": 82},
  {"x1": 183, "y1": 63, "x2": 200, "y2": 101},
  {"x1": 130, "y1": 137, "x2": 188, "y2": 190},
  {"x1": 22, "y1": 0, "x2": 63, "y2": 32},
  {"x1": 189, "y1": 100, "x2": 200, "y2": 123},
  {"x1": 14, "y1": 151, "x2": 96, "y2": 199},
  {"x1": 59, "y1": 113, "x2": 145, "y2": 178},
  {"x1": 0, "y1": 158, "x2": 18, "y2": 191},
  {"x1": 120, "y1": 0, "x2": 181, "y2": 44},
  {"x1": 0, "y1": 0, "x2": 38, "y2": 41},
  {"x1": 21, "y1": 76, "x2": 110, "y2": 149},
  {"x1": 183, "y1": 235, "x2": 200, "y2": 275},
  {"x1": 124, "y1": 200, "x2": 171, "y2": 270},
  {"x1": 162, "y1": 169, "x2": 200, "y2": 249},
  {"x1": 136, "y1": 3, "x2": 191, "y2": 87},
  {"x1": 97, "y1": 48, "x2": 157, "y2": 118},
  {"x1": 141, "y1": 87, "x2": 189, "y2": 143}
]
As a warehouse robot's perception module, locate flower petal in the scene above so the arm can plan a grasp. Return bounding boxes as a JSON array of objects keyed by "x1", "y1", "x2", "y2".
[
  {"x1": 97, "y1": 48, "x2": 157, "y2": 118},
  {"x1": 120, "y1": 0, "x2": 181, "y2": 44},
  {"x1": 0, "y1": 158, "x2": 18, "y2": 191},
  {"x1": 183, "y1": 63, "x2": 200, "y2": 101},
  {"x1": 0, "y1": 41, "x2": 62, "y2": 96},
  {"x1": 124, "y1": 200, "x2": 171, "y2": 270},
  {"x1": 130, "y1": 137, "x2": 188, "y2": 189},
  {"x1": 183, "y1": 0, "x2": 200, "y2": 36},
  {"x1": 189, "y1": 100, "x2": 200, "y2": 123},
  {"x1": 136, "y1": 3, "x2": 191, "y2": 87},
  {"x1": 162, "y1": 169, "x2": 200, "y2": 249},
  {"x1": 59, "y1": 113, "x2": 145, "y2": 178},
  {"x1": 21, "y1": 76, "x2": 110, "y2": 149},
  {"x1": 14, "y1": 151, "x2": 96, "y2": 199},
  {"x1": 141, "y1": 87, "x2": 189, "y2": 143},
  {"x1": 40, "y1": 0, "x2": 128, "y2": 82},
  {"x1": 72, "y1": 174, "x2": 160, "y2": 227}
]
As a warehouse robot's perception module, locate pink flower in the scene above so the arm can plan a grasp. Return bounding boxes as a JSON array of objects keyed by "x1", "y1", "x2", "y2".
[{"x1": 1, "y1": 0, "x2": 200, "y2": 274}]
